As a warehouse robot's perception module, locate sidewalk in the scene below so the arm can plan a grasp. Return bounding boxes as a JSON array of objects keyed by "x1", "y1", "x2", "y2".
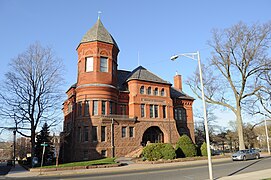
[
  {"x1": 219, "y1": 169, "x2": 271, "y2": 180},
  {"x1": 5, "y1": 157, "x2": 271, "y2": 180}
]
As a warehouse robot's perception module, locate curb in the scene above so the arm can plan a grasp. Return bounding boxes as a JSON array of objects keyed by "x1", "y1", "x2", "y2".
[
  {"x1": 29, "y1": 163, "x2": 122, "y2": 172},
  {"x1": 136, "y1": 155, "x2": 231, "y2": 164}
]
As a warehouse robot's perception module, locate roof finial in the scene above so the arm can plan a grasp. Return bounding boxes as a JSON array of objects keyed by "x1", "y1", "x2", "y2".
[
  {"x1": 98, "y1": 11, "x2": 102, "y2": 19},
  {"x1": 175, "y1": 71, "x2": 178, "y2": 75}
]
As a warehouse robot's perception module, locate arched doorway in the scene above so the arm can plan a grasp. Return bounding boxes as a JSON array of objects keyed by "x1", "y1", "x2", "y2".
[{"x1": 142, "y1": 126, "x2": 164, "y2": 146}]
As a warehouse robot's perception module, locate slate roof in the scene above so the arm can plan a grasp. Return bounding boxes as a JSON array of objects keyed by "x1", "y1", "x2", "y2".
[
  {"x1": 117, "y1": 70, "x2": 131, "y2": 91},
  {"x1": 66, "y1": 83, "x2": 77, "y2": 93},
  {"x1": 170, "y1": 87, "x2": 194, "y2": 100},
  {"x1": 125, "y1": 66, "x2": 171, "y2": 85},
  {"x1": 67, "y1": 66, "x2": 193, "y2": 100},
  {"x1": 79, "y1": 18, "x2": 119, "y2": 49}
]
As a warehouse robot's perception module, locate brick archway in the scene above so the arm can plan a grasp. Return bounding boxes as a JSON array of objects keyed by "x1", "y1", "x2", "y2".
[{"x1": 142, "y1": 126, "x2": 164, "y2": 146}]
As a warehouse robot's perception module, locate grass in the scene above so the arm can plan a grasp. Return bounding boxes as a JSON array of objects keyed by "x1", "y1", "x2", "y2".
[{"x1": 41, "y1": 158, "x2": 116, "y2": 168}]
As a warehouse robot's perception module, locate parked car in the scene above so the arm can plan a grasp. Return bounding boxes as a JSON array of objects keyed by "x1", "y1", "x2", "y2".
[
  {"x1": 7, "y1": 160, "x2": 13, "y2": 166},
  {"x1": 232, "y1": 149, "x2": 260, "y2": 161}
]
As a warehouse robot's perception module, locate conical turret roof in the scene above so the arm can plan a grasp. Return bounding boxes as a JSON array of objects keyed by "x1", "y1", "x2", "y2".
[{"x1": 79, "y1": 18, "x2": 119, "y2": 49}]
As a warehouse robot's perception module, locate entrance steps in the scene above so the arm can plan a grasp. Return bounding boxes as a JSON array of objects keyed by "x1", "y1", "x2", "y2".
[{"x1": 125, "y1": 146, "x2": 144, "y2": 158}]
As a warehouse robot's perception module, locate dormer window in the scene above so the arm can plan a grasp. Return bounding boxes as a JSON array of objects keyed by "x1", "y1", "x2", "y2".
[
  {"x1": 147, "y1": 87, "x2": 152, "y2": 95},
  {"x1": 140, "y1": 86, "x2": 145, "y2": 94},
  {"x1": 85, "y1": 57, "x2": 93, "y2": 72},
  {"x1": 100, "y1": 57, "x2": 108, "y2": 72}
]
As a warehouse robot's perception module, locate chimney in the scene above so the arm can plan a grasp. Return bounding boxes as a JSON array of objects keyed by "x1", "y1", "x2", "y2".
[{"x1": 174, "y1": 74, "x2": 182, "y2": 91}]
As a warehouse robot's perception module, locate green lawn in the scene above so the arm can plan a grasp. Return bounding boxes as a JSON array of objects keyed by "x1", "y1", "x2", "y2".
[{"x1": 42, "y1": 158, "x2": 116, "y2": 168}]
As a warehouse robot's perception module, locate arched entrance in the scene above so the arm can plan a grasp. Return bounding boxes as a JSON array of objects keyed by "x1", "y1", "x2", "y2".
[{"x1": 142, "y1": 126, "x2": 164, "y2": 146}]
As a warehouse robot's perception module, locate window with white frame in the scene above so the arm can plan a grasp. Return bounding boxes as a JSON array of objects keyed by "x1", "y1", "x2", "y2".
[
  {"x1": 141, "y1": 104, "x2": 145, "y2": 117},
  {"x1": 161, "y1": 88, "x2": 165, "y2": 96},
  {"x1": 100, "y1": 57, "x2": 108, "y2": 72},
  {"x1": 129, "y1": 127, "x2": 134, "y2": 137},
  {"x1": 93, "y1": 100, "x2": 98, "y2": 115},
  {"x1": 140, "y1": 86, "x2": 145, "y2": 94},
  {"x1": 154, "y1": 88, "x2": 158, "y2": 96},
  {"x1": 121, "y1": 127, "x2": 126, "y2": 138},
  {"x1": 85, "y1": 57, "x2": 93, "y2": 72},
  {"x1": 147, "y1": 87, "x2": 152, "y2": 95},
  {"x1": 84, "y1": 100, "x2": 89, "y2": 116}
]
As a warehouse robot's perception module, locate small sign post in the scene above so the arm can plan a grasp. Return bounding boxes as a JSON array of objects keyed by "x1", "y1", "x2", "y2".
[{"x1": 40, "y1": 142, "x2": 48, "y2": 175}]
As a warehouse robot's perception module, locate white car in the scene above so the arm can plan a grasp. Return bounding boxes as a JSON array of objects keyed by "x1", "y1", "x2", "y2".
[{"x1": 232, "y1": 149, "x2": 260, "y2": 161}]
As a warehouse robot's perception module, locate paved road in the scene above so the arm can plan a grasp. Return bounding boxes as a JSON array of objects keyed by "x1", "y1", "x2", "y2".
[
  {"x1": 6, "y1": 156, "x2": 271, "y2": 180},
  {"x1": 0, "y1": 162, "x2": 12, "y2": 176}
]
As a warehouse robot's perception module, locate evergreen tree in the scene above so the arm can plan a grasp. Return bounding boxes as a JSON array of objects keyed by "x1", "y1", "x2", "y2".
[
  {"x1": 35, "y1": 123, "x2": 54, "y2": 165},
  {"x1": 176, "y1": 134, "x2": 197, "y2": 158}
]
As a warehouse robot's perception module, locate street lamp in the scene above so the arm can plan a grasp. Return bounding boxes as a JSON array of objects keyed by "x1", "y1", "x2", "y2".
[{"x1": 171, "y1": 51, "x2": 213, "y2": 180}]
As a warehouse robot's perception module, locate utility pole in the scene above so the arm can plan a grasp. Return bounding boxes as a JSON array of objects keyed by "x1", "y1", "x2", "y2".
[{"x1": 0, "y1": 126, "x2": 31, "y2": 167}]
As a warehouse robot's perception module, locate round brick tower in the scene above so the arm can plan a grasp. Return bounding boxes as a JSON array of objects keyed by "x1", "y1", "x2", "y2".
[{"x1": 75, "y1": 18, "x2": 120, "y2": 113}]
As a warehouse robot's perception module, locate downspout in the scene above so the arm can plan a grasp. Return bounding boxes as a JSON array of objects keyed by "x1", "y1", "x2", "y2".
[{"x1": 111, "y1": 118, "x2": 115, "y2": 157}]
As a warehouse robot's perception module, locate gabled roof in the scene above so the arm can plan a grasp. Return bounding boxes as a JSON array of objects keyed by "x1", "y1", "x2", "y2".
[
  {"x1": 125, "y1": 66, "x2": 171, "y2": 85},
  {"x1": 79, "y1": 18, "x2": 119, "y2": 49}
]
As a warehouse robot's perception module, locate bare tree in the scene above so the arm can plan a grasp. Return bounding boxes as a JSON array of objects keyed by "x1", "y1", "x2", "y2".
[
  {"x1": 187, "y1": 22, "x2": 271, "y2": 150},
  {"x1": 194, "y1": 105, "x2": 218, "y2": 145},
  {"x1": 0, "y1": 43, "x2": 64, "y2": 159}
]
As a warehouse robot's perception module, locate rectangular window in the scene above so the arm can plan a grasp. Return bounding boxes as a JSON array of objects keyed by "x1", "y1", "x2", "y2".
[
  {"x1": 84, "y1": 126, "x2": 89, "y2": 142},
  {"x1": 154, "y1": 105, "x2": 158, "y2": 118},
  {"x1": 162, "y1": 105, "x2": 166, "y2": 119},
  {"x1": 77, "y1": 102, "x2": 82, "y2": 117},
  {"x1": 120, "y1": 104, "x2": 126, "y2": 115},
  {"x1": 102, "y1": 101, "x2": 106, "y2": 115},
  {"x1": 174, "y1": 109, "x2": 178, "y2": 120},
  {"x1": 121, "y1": 127, "x2": 126, "y2": 138},
  {"x1": 78, "y1": 127, "x2": 81, "y2": 142},
  {"x1": 92, "y1": 126, "x2": 98, "y2": 142},
  {"x1": 178, "y1": 109, "x2": 182, "y2": 121},
  {"x1": 84, "y1": 100, "x2": 89, "y2": 116},
  {"x1": 141, "y1": 104, "x2": 145, "y2": 117},
  {"x1": 83, "y1": 150, "x2": 88, "y2": 160},
  {"x1": 100, "y1": 57, "x2": 108, "y2": 72},
  {"x1": 101, "y1": 126, "x2": 106, "y2": 142},
  {"x1": 68, "y1": 103, "x2": 72, "y2": 113},
  {"x1": 93, "y1": 100, "x2": 98, "y2": 115},
  {"x1": 129, "y1": 127, "x2": 134, "y2": 138},
  {"x1": 86, "y1": 57, "x2": 93, "y2": 72},
  {"x1": 109, "y1": 102, "x2": 113, "y2": 114},
  {"x1": 150, "y1": 105, "x2": 154, "y2": 118}
]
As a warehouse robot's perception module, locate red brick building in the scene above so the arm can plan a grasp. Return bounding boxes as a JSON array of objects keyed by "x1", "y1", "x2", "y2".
[{"x1": 62, "y1": 19, "x2": 195, "y2": 162}]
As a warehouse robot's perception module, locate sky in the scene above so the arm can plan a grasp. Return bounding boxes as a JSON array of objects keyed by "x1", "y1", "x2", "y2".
[{"x1": 0, "y1": 0, "x2": 271, "y2": 141}]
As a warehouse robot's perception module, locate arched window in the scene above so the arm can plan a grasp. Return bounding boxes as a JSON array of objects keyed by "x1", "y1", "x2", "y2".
[
  {"x1": 161, "y1": 88, "x2": 165, "y2": 96},
  {"x1": 140, "y1": 86, "x2": 145, "y2": 94},
  {"x1": 147, "y1": 87, "x2": 152, "y2": 95},
  {"x1": 154, "y1": 88, "x2": 158, "y2": 96}
]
